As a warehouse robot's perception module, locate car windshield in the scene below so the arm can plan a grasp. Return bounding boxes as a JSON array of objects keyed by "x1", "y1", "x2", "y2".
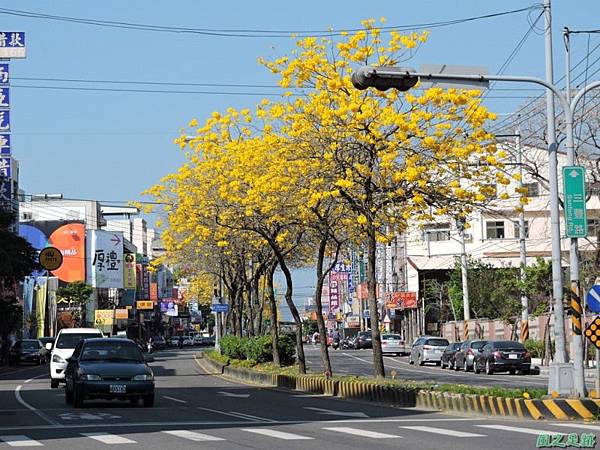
[
  {"x1": 452, "y1": 343, "x2": 462, "y2": 350},
  {"x1": 494, "y1": 341, "x2": 525, "y2": 350},
  {"x1": 382, "y1": 334, "x2": 401, "y2": 340},
  {"x1": 80, "y1": 341, "x2": 143, "y2": 362},
  {"x1": 472, "y1": 341, "x2": 488, "y2": 350},
  {"x1": 426, "y1": 338, "x2": 449, "y2": 347},
  {"x1": 56, "y1": 333, "x2": 102, "y2": 349},
  {"x1": 21, "y1": 341, "x2": 39, "y2": 350}
]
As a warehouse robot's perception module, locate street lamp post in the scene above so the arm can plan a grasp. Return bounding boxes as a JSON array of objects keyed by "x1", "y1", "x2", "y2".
[{"x1": 352, "y1": 66, "x2": 600, "y2": 397}]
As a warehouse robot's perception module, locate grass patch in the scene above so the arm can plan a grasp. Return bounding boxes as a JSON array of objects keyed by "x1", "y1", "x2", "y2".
[{"x1": 202, "y1": 352, "x2": 545, "y2": 399}]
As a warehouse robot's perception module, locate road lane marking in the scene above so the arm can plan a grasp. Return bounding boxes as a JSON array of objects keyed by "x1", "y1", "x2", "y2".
[
  {"x1": 217, "y1": 391, "x2": 250, "y2": 398},
  {"x1": 162, "y1": 395, "x2": 187, "y2": 404},
  {"x1": 476, "y1": 425, "x2": 563, "y2": 435},
  {"x1": 323, "y1": 427, "x2": 402, "y2": 439},
  {"x1": 400, "y1": 426, "x2": 485, "y2": 437},
  {"x1": 23, "y1": 375, "x2": 47, "y2": 384},
  {"x1": 241, "y1": 428, "x2": 313, "y2": 440},
  {"x1": 0, "y1": 435, "x2": 43, "y2": 447},
  {"x1": 550, "y1": 423, "x2": 600, "y2": 432},
  {"x1": 227, "y1": 411, "x2": 277, "y2": 423},
  {"x1": 14, "y1": 386, "x2": 59, "y2": 426},
  {"x1": 82, "y1": 433, "x2": 136, "y2": 444},
  {"x1": 304, "y1": 407, "x2": 368, "y2": 418},
  {"x1": 163, "y1": 430, "x2": 225, "y2": 442}
]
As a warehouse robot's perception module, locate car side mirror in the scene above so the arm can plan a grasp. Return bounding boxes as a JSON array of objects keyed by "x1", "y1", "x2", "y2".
[
  {"x1": 45, "y1": 343, "x2": 53, "y2": 351},
  {"x1": 143, "y1": 354, "x2": 155, "y2": 363}
]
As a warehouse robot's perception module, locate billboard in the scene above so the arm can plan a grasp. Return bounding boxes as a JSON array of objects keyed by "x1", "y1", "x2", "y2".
[
  {"x1": 87, "y1": 230, "x2": 123, "y2": 288},
  {"x1": 19, "y1": 221, "x2": 85, "y2": 282},
  {"x1": 328, "y1": 272, "x2": 341, "y2": 313}
]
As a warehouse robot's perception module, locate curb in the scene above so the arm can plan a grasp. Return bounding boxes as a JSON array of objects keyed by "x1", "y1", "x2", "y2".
[{"x1": 199, "y1": 354, "x2": 600, "y2": 421}]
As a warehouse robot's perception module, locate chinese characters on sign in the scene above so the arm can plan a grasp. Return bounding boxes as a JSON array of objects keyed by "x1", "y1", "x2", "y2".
[
  {"x1": 0, "y1": 111, "x2": 10, "y2": 131},
  {"x1": 0, "y1": 64, "x2": 8, "y2": 84},
  {"x1": 0, "y1": 88, "x2": 9, "y2": 108},
  {"x1": 328, "y1": 272, "x2": 340, "y2": 314},
  {"x1": 563, "y1": 166, "x2": 587, "y2": 238},
  {"x1": 86, "y1": 230, "x2": 124, "y2": 288},
  {"x1": 0, "y1": 157, "x2": 10, "y2": 178},
  {"x1": 0, "y1": 134, "x2": 10, "y2": 155},
  {"x1": 0, "y1": 32, "x2": 26, "y2": 58}
]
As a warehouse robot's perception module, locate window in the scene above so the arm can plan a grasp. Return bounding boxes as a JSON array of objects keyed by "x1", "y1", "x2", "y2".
[
  {"x1": 513, "y1": 220, "x2": 529, "y2": 239},
  {"x1": 423, "y1": 222, "x2": 451, "y2": 242},
  {"x1": 523, "y1": 182, "x2": 539, "y2": 197},
  {"x1": 486, "y1": 221, "x2": 505, "y2": 239},
  {"x1": 588, "y1": 218, "x2": 600, "y2": 237}
]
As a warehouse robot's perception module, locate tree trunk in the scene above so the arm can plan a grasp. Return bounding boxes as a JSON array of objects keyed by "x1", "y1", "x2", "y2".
[
  {"x1": 266, "y1": 262, "x2": 280, "y2": 366},
  {"x1": 314, "y1": 236, "x2": 333, "y2": 376},
  {"x1": 367, "y1": 223, "x2": 385, "y2": 378},
  {"x1": 274, "y1": 251, "x2": 306, "y2": 374}
]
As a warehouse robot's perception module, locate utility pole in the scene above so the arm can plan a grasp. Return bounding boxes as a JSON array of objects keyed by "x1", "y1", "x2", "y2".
[
  {"x1": 543, "y1": 0, "x2": 570, "y2": 380},
  {"x1": 457, "y1": 218, "x2": 470, "y2": 341},
  {"x1": 563, "y1": 26, "x2": 586, "y2": 397},
  {"x1": 516, "y1": 131, "x2": 530, "y2": 343}
]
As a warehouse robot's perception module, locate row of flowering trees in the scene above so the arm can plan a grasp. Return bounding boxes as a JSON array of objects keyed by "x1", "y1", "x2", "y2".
[{"x1": 146, "y1": 20, "x2": 511, "y2": 377}]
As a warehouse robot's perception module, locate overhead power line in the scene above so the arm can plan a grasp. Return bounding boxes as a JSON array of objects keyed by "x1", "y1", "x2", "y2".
[{"x1": 0, "y1": 5, "x2": 541, "y2": 38}]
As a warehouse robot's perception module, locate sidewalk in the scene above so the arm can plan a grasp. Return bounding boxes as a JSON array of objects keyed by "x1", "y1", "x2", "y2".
[{"x1": 532, "y1": 358, "x2": 599, "y2": 379}]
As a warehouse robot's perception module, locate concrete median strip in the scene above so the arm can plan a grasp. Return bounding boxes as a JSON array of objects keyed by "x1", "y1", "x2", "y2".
[{"x1": 198, "y1": 352, "x2": 600, "y2": 422}]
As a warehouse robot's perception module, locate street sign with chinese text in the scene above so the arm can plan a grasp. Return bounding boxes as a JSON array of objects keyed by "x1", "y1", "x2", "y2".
[
  {"x1": 0, "y1": 64, "x2": 8, "y2": 84},
  {"x1": 0, "y1": 156, "x2": 10, "y2": 178},
  {"x1": 0, "y1": 32, "x2": 26, "y2": 58},
  {"x1": 0, "y1": 110, "x2": 10, "y2": 131},
  {"x1": 210, "y1": 304, "x2": 229, "y2": 313},
  {"x1": 563, "y1": 166, "x2": 587, "y2": 238},
  {"x1": 94, "y1": 309, "x2": 114, "y2": 326},
  {"x1": 0, "y1": 134, "x2": 10, "y2": 155},
  {"x1": 136, "y1": 300, "x2": 154, "y2": 310},
  {"x1": 86, "y1": 230, "x2": 124, "y2": 288},
  {"x1": 0, "y1": 88, "x2": 9, "y2": 109}
]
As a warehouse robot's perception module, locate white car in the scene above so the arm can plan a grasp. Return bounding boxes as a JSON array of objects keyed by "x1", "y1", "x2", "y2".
[{"x1": 49, "y1": 328, "x2": 104, "y2": 388}]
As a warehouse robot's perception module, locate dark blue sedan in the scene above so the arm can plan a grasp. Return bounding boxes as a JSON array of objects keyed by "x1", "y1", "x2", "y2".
[{"x1": 64, "y1": 338, "x2": 155, "y2": 408}]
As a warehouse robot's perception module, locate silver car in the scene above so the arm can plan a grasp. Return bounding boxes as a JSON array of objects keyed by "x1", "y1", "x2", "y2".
[
  {"x1": 381, "y1": 334, "x2": 407, "y2": 356},
  {"x1": 409, "y1": 336, "x2": 450, "y2": 366}
]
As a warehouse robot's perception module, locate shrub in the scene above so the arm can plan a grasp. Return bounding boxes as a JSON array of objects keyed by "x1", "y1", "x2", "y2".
[
  {"x1": 524, "y1": 339, "x2": 544, "y2": 358},
  {"x1": 245, "y1": 335, "x2": 272, "y2": 363},
  {"x1": 277, "y1": 334, "x2": 296, "y2": 366},
  {"x1": 220, "y1": 335, "x2": 246, "y2": 359}
]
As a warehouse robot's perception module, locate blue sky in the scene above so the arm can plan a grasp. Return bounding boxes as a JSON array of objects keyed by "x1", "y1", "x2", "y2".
[
  {"x1": 4, "y1": 0, "x2": 598, "y2": 210},
  {"x1": 4, "y1": 1, "x2": 598, "y2": 319}
]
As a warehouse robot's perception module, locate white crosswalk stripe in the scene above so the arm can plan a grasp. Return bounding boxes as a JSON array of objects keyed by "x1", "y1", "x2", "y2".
[
  {"x1": 0, "y1": 436, "x2": 43, "y2": 447},
  {"x1": 400, "y1": 426, "x2": 485, "y2": 437},
  {"x1": 241, "y1": 428, "x2": 314, "y2": 440},
  {"x1": 81, "y1": 433, "x2": 136, "y2": 444},
  {"x1": 162, "y1": 430, "x2": 225, "y2": 442},
  {"x1": 476, "y1": 425, "x2": 564, "y2": 435},
  {"x1": 323, "y1": 427, "x2": 402, "y2": 439},
  {"x1": 551, "y1": 423, "x2": 600, "y2": 432}
]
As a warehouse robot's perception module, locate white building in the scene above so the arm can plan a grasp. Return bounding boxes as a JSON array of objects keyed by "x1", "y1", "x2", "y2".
[{"x1": 20, "y1": 195, "x2": 105, "y2": 229}]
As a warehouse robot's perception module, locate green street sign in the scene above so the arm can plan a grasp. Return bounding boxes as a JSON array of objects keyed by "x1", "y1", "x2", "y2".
[{"x1": 563, "y1": 165, "x2": 587, "y2": 238}]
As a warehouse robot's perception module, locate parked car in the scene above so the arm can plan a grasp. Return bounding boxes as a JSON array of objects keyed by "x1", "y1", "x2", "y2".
[
  {"x1": 381, "y1": 334, "x2": 406, "y2": 356},
  {"x1": 409, "y1": 336, "x2": 449, "y2": 366},
  {"x1": 64, "y1": 337, "x2": 155, "y2": 408},
  {"x1": 9, "y1": 339, "x2": 45, "y2": 366},
  {"x1": 168, "y1": 336, "x2": 180, "y2": 347},
  {"x1": 474, "y1": 340, "x2": 531, "y2": 375},
  {"x1": 152, "y1": 336, "x2": 166, "y2": 350},
  {"x1": 202, "y1": 335, "x2": 215, "y2": 346},
  {"x1": 49, "y1": 328, "x2": 104, "y2": 389},
  {"x1": 454, "y1": 339, "x2": 488, "y2": 372},
  {"x1": 440, "y1": 342, "x2": 462, "y2": 369},
  {"x1": 38, "y1": 337, "x2": 55, "y2": 363},
  {"x1": 353, "y1": 331, "x2": 372, "y2": 349},
  {"x1": 192, "y1": 334, "x2": 203, "y2": 346},
  {"x1": 182, "y1": 335, "x2": 194, "y2": 347}
]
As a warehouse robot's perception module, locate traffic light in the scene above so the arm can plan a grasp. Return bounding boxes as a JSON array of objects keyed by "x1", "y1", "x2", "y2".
[{"x1": 351, "y1": 66, "x2": 418, "y2": 92}]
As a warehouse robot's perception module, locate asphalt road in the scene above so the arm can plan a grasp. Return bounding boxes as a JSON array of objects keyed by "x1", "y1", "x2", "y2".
[
  {"x1": 0, "y1": 347, "x2": 595, "y2": 449},
  {"x1": 303, "y1": 346, "x2": 594, "y2": 389}
]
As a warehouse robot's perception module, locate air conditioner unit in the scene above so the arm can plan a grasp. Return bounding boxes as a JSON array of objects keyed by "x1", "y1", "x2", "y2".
[
  {"x1": 464, "y1": 233, "x2": 473, "y2": 241},
  {"x1": 21, "y1": 212, "x2": 33, "y2": 221}
]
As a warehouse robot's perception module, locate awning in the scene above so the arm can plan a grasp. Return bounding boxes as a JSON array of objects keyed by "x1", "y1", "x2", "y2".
[{"x1": 407, "y1": 255, "x2": 457, "y2": 271}]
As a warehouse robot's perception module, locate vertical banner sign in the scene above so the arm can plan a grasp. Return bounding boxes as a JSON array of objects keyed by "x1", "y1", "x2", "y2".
[
  {"x1": 0, "y1": 156, "x2": 10, "y2": 178},
  {"x1": 563, "y1": 166, "x2": 587, "y2": 238},
  {"x1": 0, "y1": 64, "x2": 8, "y2": 84},
  {"x1": 87, "y1": 230, "x2": 124, "y2": 288},
  {"x1": 0, "y1": 32, "x2": 26, "y2": 58},
  {"x1": 0, "y1": 88, "x2": 9, "y2": 108},
  {"x1": 123, "y1": 253, "x2": 136, "y2": 289},
  {"x1": 0, "y1": 110, "x2": 9, "y2": 131},
  {"x1": 329, "y1": 272, "x2": 340, "y2": 314},
  {"x1": 150, "y1": 282, "x2": 158, "y2": 301},
  {"x1": 0, "y1": 134, "x2": 9, "y2": 155}
]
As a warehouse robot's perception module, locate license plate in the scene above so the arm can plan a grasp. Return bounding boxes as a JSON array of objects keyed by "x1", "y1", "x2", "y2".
[
  {"x1": 109, "y1": 384, "x2": 126, "y2": 394},
  {"x1": 508, "y1": 354, "x2": 518, "y2": 359}
]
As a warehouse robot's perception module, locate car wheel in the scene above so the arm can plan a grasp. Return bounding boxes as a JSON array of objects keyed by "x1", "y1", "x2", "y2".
[
  {"x1": 73, "y1": 386, "x2": 84, "y2": 408},
  {"x1": 409, "y1": 355, "x2": 414, "y2": 365},
  {"x1": 509, "y1": 369, "x2": 516, "y2": 375},
  {"x1": 441, "y1": 360, "x2": 446, "y2": 369},
  {"x1": 435, "y1": 361, "x2": 441, "y2": 367},
  {"x1": 51, "y1": 379, "x2": 59, "y2": 389},
  {"x1": 485, "y1": 360, "x2": 494, "y2": 375},
  {"x1": 418, "y1": 354, "x2": 424, "y2": 366},
  {"x1": 143, "y1": 395, "x2": 154, "y2": 408},
  {"x1": 130, "y1": 398, "x2": 139, "y2": 406},
  {"x1": 474, "y1": 362, "x2": 481, "y2": 374},
  {"x1": 521, "y1": 369, "x2": 530, "y2": 375},
  {"x1": 463, "y1": 360, "x2": 469, "y2": 372}
]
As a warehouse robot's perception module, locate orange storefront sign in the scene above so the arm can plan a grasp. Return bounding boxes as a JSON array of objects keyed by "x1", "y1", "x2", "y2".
[{"x1": 48, "y1": 223, "x2": 85, "y2": 282}]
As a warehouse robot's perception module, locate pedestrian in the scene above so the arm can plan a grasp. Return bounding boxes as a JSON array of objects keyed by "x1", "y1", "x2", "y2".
[{"x1": 312, "y1": 331, "x2": 319, "y2": 345}]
